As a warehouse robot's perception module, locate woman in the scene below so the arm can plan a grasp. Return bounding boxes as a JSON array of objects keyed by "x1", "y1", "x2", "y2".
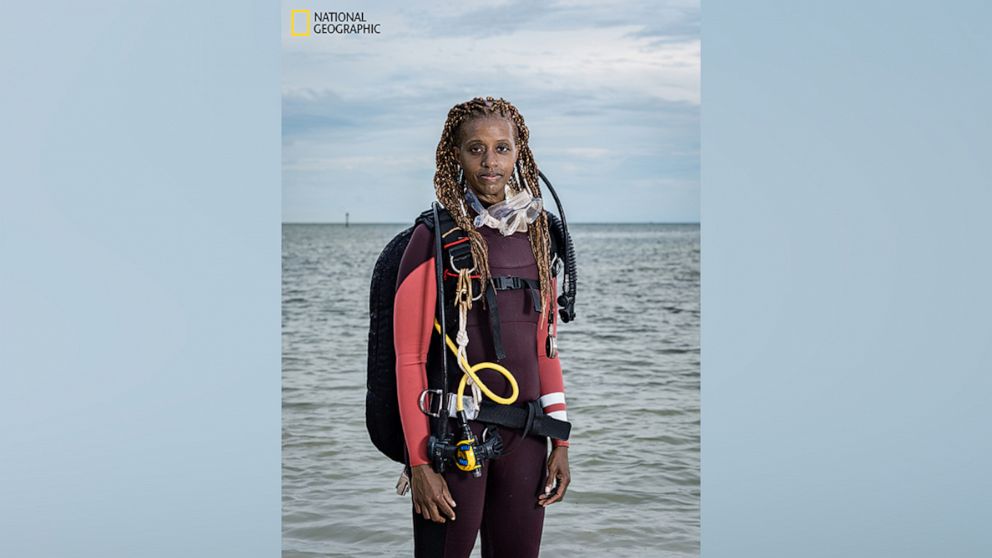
[{"x1": 393, "y1": 97, "x2": 572, "y2": 557}]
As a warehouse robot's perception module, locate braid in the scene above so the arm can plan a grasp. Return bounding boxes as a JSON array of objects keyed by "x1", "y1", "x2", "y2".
[{"x1": 433, "y1": 97, "x2": 555, "y2": 313}]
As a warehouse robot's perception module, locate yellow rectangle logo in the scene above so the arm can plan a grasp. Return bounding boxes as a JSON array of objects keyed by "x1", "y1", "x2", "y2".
[{"x1": 290, "y1": 10, "x2": 311, "y2": 37}]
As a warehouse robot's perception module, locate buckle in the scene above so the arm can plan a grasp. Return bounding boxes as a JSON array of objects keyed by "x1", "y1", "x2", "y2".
[
  {"x1": 448, "y1": 242, "x2": 474, "y2": 271},
  {"x1": 418, "y1": 389, "x2": 444, "y2": 417},
  {"x1": 492, "y1": 276, "x2": 527, "y2": 290}
]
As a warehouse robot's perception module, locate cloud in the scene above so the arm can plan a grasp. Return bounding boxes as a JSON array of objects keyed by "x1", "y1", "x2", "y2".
[{"x1": 281, "y1": 0, "x2": 699, "y2": 223}]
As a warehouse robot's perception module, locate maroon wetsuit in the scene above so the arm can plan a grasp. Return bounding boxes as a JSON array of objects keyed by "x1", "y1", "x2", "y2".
[{"x1": 394, "y1": 217, "x2": 569, "y2": 558}]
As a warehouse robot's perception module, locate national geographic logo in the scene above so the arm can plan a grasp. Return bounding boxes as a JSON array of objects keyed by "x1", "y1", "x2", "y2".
[{"x1": 290, "y1": 10, "x2": 382, "y2": 36}]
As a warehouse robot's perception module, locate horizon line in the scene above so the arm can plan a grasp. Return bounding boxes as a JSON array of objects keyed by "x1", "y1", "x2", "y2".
[{"x1": 282, "y1": 221, "x2": 701, "y2": 226}]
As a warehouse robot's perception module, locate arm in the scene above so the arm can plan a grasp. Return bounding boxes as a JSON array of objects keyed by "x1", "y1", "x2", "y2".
[
  {"x1": 537, "y1": 277, "x2": 569, "y2": 448},
  {"x1": 395, "y1": 224, "x2": 459, "y2": 523},
  {"x1": 537, "y1": 278, "x2": 571, "y2": 506},
  {"x1": 393, "y1": 224, "x2": 437, "y2": 467}
]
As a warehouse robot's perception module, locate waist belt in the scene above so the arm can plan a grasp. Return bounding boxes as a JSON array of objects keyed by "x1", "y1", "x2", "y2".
[
  {"x1": 477, "y1": 399, "x2": 571, "y2": 441},
  {"x1": 436, "y1": 395, "x2": 570, "y2": 441}
]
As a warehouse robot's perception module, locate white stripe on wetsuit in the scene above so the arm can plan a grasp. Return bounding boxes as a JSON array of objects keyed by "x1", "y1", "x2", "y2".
[
  {"x1": 540, "y1": 392, "x2": 567, "y2": 421},
  {"x1": 539, "y1": 392, "x2": 566, "y2": 408}
]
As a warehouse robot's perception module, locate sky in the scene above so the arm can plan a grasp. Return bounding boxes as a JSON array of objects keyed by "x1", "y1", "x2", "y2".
[{"x1": 282, "y1": 0, "x2": 699, "y2": 223}]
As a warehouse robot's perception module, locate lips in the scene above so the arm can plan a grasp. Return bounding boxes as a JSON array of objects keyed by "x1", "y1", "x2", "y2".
[{"x1": 479, "y1": 172, "x2": 502, "y2": 182}]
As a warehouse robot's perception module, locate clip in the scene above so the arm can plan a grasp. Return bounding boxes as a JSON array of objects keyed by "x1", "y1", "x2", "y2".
[{"x1": 418, "y1": 389, "x2": 444, "y2": 417}]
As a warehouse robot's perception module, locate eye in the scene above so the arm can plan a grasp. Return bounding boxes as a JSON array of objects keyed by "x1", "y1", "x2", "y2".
[
  {"x1": 496, "y1": 144, "x2": 510, "y2": 153},
  {"x1": 469, "y1": 145, "x2": 483, "y2": 154}
]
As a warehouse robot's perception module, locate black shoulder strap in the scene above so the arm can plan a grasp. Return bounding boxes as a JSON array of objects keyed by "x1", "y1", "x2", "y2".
[
  {"x1": 415, "y1": 207, "x2": 436, "y2": 229},
  {"x1": 416, "y1": 205, "x2": 459, "y2": 233}
]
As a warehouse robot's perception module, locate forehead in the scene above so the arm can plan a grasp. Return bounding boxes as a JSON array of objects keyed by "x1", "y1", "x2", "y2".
[{"x1": 458, "y1": 116, "x2": 516, "y2": 143}]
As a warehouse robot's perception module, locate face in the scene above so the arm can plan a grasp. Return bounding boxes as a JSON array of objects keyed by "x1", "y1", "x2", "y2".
[{"x1": 454, "y1": 116, "x2": 519, "y2": 205}]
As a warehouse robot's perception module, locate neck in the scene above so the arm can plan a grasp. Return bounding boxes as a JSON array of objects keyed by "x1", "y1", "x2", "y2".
[{"x1": 474, "y1": 191, "x2": 505, "y2": 207}]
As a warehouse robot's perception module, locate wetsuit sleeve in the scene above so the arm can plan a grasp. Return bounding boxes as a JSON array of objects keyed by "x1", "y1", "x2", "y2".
[
  {"x1": 393, "y1": 224, "x2": 437, "y2": 467},
  {"x1": 537, "y1": 277, "x2": 570, "y2": 448}
]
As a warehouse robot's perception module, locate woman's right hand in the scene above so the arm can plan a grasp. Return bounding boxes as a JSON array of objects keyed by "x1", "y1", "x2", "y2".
[{"x1": 410, "y1": 464, "x2": 457, "y2": 523}]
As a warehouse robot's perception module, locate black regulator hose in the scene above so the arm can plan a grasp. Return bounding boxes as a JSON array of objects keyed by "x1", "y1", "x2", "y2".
[
  {"x1": 431, "y1": 202, "x2": 450, "y2": 441},
  {"x1": 536, "y1": 169, "x2": 578, "y2": 323},
  {"x1": 556, "y1": 218, "x2": 578, "y2": 323}
]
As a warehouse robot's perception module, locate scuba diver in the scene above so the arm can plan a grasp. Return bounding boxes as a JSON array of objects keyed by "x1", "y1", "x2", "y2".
[{"x1": 390, "y1": 97, "x2": 575, "y2": 557}]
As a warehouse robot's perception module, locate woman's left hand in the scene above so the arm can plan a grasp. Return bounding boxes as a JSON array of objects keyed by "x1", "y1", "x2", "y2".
[{"x1": 538, "y1": 446, "x2": 570, "y2": 507}]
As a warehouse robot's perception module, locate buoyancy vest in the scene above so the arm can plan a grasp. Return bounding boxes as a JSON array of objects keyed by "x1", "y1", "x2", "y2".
[{"x1": 366, "y1": 203, "x2": 575, "y2": 463}]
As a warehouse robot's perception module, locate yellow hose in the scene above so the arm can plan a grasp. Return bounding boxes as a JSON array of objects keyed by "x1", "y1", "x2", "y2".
[{"x1": 433, "y1": 320, "x2": 519, "y2": 411}]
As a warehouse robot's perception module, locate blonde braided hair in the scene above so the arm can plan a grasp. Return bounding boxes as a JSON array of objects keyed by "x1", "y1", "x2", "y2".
[{"x1": 433, "y1": 96, "x2": 554, "y2": 311}]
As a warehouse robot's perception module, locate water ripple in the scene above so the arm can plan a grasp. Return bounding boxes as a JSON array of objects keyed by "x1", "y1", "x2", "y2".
[{"x1": 283, "y1": 223, "x2": 699, "y2": 557}]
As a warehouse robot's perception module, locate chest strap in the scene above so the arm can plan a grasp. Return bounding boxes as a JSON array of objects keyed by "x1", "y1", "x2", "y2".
[
  {"x1": 491, "y1": 276, "x2": 543, "y2": 313},
  {"x1": 483, "y1": 276, "x2": 542, "y2": 362}
]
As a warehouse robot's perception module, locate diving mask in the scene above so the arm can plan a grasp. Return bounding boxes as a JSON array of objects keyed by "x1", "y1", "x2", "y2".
[{"x1": 465, "y1": 186, "x2": 543, "y2": 236}]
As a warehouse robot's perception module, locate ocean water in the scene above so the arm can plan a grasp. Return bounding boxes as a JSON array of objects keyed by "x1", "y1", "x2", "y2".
[{"x1": 283, "y1": 223, "x2": 700, "y2": 557}]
